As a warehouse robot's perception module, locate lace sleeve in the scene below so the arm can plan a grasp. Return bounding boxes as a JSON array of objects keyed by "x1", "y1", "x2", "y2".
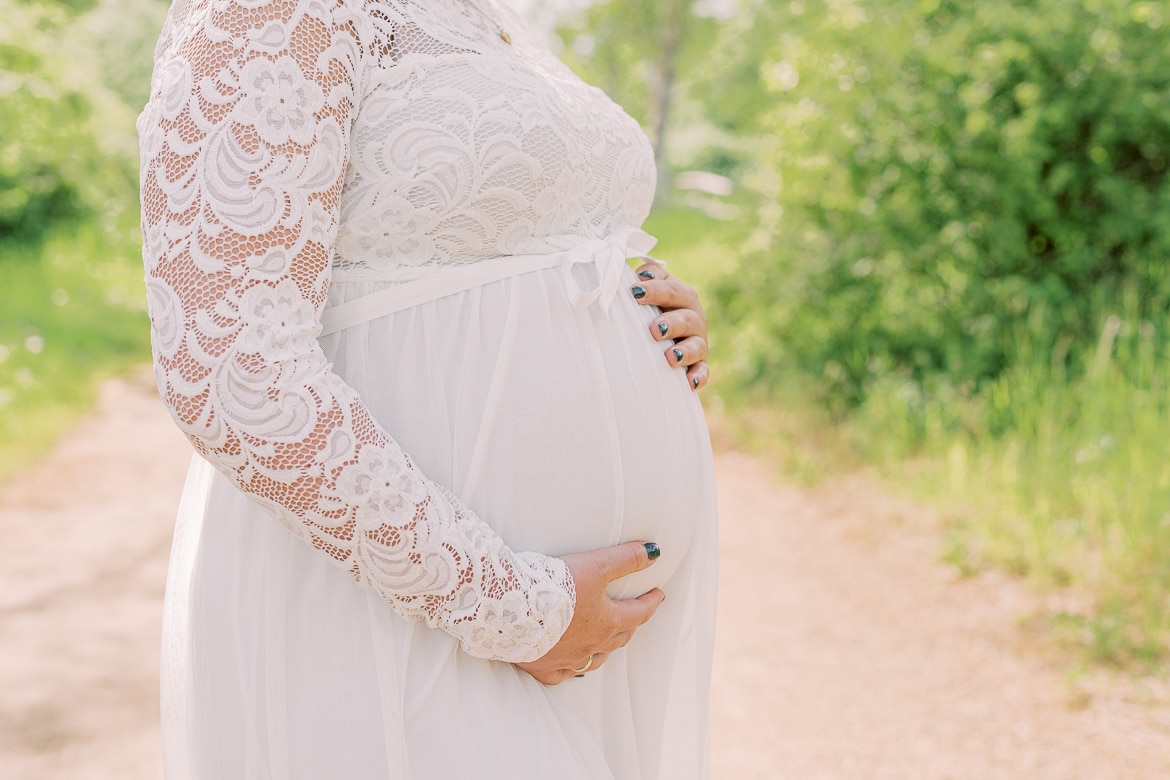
[{"x1": 136, "y1": 0, "x2": 574, "y2": 663}]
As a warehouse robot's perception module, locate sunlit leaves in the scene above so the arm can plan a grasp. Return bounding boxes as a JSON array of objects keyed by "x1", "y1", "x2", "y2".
[
  {"x1": 0, "y1": 0, "x2": 164, "y2": 242},
  {"x1": 714, "y1": 0, "x2": 1170, "y2": 411}
]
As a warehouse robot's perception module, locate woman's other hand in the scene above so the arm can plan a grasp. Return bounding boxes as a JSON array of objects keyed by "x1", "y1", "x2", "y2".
[
  {"x1": 629, "y1": 265, "x2": 710, "y2": 391},
  {"x1": 517, "y1": 541, "x2": 664, "y2": 685}
]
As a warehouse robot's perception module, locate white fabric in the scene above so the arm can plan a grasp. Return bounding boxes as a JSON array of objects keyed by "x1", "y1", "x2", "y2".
[
  {"x1": 139, "y1": 0, "x2": 718, "y2": 777},
  {"x1": 320, "y1": 226, "x2": 659, "y2": 335}
]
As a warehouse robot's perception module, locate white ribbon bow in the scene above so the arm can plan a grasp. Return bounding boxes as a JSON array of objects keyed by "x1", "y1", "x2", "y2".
[{"x1": 559, "y1": 226, "x2": 662, "y2": 316}]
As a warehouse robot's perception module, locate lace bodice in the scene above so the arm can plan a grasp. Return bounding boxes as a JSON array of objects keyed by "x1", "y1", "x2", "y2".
[
  {"x1": 335, "y1": 1, "x2": 656, "y2": 281},
  {"x1": 138, "y1": 0, "x2": 654, "y2": 662}
]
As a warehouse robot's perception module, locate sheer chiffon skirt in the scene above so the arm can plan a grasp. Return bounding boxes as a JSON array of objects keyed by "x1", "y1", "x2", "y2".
[{"x1": 160, "y1": 260, "x2": 719, "y2": 779}]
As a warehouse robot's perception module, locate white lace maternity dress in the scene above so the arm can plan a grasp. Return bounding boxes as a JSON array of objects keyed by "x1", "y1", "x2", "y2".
[{"x1": 138, "y1": 0, "x2": 717, "y2": 777}]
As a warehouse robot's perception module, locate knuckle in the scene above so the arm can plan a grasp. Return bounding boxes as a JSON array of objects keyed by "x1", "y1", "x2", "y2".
[{"x1": 679, "y1": 307, "x2": 704, "y2": 333}]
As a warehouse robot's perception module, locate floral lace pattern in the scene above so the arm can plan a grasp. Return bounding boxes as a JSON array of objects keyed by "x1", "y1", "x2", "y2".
[
  {"x1": 333, "y1": 0, "x2": 657, "y2": 281},
  {"x1": 136, "y1": 0, "x2": 659, "y2": 663}
]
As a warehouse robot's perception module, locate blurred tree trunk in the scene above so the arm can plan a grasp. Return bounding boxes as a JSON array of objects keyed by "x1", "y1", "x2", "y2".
[
  {"x1": 557, "y1": 0, "x2": 714, "y2": 206},
  {"x1": 648, "y1": 0, "x2": 689, "y2": 204}
]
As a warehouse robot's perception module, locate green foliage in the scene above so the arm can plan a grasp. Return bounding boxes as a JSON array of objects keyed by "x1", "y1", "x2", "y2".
[
  {"x1": 692, "y1": 0, "x2": 1170, "y2": 669},
  {"x1": 558, "y1": 0, "x2": 713, "y2": 123},
  {"x1": 556, "y1": 0, "x2": 723, "y2": 198},
  {"x1": 79, "y1": 0, "x2": 169, "y2": 110},
  {"x1": 717, "y1": 0, "x2": 1170, "y2": 412},
  {"x1": 0, "y1": 1, "x2": 88, "y2": 237},
  {"x1": 0, "y1": 0, "x2": 163, "y2": 241},
  {"x1": 0, "y1": 0, "x2": 164, "y2": 480}
]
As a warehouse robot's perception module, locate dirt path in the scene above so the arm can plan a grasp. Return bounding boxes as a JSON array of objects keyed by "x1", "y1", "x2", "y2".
[{"x1": 1, "y1": 374, "x2": 1168, "y2": 778}]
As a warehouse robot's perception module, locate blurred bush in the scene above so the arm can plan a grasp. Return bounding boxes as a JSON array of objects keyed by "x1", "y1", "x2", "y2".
[
  {"x1": 0, "y1": 0, "x2": 163, "y2": 479},
  {"x1": 685, "y1": 0, "x2": 1170, "y2": 667},
  {"x1": 713, "y1": 0, "x2": 1170, "y2": 416},
  {"x1": 0, "y1": 0, "x2": 162, "y2": 242}
]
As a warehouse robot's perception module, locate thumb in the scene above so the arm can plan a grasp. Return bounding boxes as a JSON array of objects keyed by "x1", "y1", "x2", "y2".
[
  {"x1": 599, "y1": 541, "x2": 661, "y2": 583},
  {"x1": 611, "y1": 587, "x2": 666, "y2": 629}
]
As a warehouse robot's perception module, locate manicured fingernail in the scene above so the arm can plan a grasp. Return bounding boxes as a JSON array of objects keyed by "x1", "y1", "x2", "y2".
[
  {"x1": 574, "y1": 674, "x2": 585, "y2": 678},
  {"x1": 673, "y1": 348, "x2": 684, "y2": 363},
  {"x1": 638, "y1": 270, "x2": 656, "y2": 280},
  {"x1": 631, "y1": 285, "x2": 647, "y2": 299},
  {"x1": 692, "y1": 376, "x2": 700, "y2": 389},
  {"x1": 644, "y1": 542, "x2": 661, "y2": 560},
  {"x1": 657, "y1": 321, "x2": 669, "y2": 337}
]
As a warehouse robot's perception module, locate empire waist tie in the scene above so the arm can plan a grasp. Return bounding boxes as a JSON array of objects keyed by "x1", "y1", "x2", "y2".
[{"x1": 318, "y1": 227, "x2": 660, "y2": 337}]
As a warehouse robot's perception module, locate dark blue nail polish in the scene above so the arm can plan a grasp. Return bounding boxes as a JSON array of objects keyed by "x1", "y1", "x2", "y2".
[
  {"x1": 673, "y1": 348, "x2": 684, "y2": 363},
  {"x1": 657, "y1": 321, "x2": 669, "y2": 337},
  {"x1": 574, "y1": 674, "x2": 585, "y2": 678},
  {"x1": 631, "y1": 285, "x2": 647, "y2": 299},
  {"x1": 638, "y1": 270, "x2": 656, "y2": 280},
  {"x1": 692, "y1": 376, "x2": 700, "y2": 389},
  {"x1": 644, "y1": 542, "x2": 661, "y2": 560}
]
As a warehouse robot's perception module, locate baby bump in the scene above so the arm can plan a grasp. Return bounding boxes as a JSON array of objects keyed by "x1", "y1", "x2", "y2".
[{"x1": 322, "y1": 267, "x2": 716, "y2": 597}]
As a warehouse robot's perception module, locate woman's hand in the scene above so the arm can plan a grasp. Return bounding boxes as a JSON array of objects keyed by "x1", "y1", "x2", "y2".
[
  {"x1": 629, "y1": 264, "x2": 710, "y2": 391},
  {"x1": 517, "y1": 541, "x2": 665, "y2": 685}
]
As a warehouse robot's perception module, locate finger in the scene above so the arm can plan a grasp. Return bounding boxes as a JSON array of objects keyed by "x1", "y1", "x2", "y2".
[
  {"x1": 632, "y1": 262, "x2": 671, "y2": 282},
  {"x1": 598, "y1": 540, "x2": 662, "y2": 582},
  {"x1": 602, "y1": 629, "x2": 636, "y2": 653},
  {"x1": 685, "y1": 361, "x2": 710, "y2": 391},
  {"x1": 523, "y1": 665, "x2": 566, "y2": 685},
  {"x1": 649, "y1": 309, "x2": 706, "y2": 341},
  {"x1": 629, "y1": 278, "x2": 702, "y2": 313},
  {"x1": 565, "y1": 650, "x2": 610, "y2": 674},
  {"x1": 667, "y1": 336, "x2": 708, "y2": 369},
  {"x1": 610, "y1": 587, "x2": 666, "y2": 629},
  {"x1": 544, "y1": 670, "x2": 574, "y2": 685},
  {"x1": 582, "y1": 651, "x2": 609, "y2": 673},
  {"x1": 569, "y1": 654, "x2": 595, "y2": 673}
]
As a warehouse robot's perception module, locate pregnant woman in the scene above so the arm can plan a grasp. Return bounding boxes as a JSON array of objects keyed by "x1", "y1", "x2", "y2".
[{"x1": 138, "y1": 0, "x2": 718, "y2": 777}]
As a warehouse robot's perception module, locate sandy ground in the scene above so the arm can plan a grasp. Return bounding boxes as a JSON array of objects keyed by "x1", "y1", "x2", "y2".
[{"x1": 1, "y1": 372, "x2": 1168, "y2": 779}]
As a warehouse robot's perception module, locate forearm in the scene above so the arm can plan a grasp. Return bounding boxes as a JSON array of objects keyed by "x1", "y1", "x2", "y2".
[{"x1": 140, "y1": 0, "x2": 573, "y2": 663}]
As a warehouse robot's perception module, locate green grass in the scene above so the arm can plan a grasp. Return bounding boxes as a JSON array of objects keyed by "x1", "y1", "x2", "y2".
[
  {"x1": 0, "y1": 224, "x2": 151, "y2": 482},
  {"x1": 853, "y1": 321, "x2": 1170, "y2": 671}
]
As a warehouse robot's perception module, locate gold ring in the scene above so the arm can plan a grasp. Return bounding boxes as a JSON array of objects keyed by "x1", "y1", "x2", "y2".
[{"x1": 570, "y1": 654, "x2": 594, "y2": 674}]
